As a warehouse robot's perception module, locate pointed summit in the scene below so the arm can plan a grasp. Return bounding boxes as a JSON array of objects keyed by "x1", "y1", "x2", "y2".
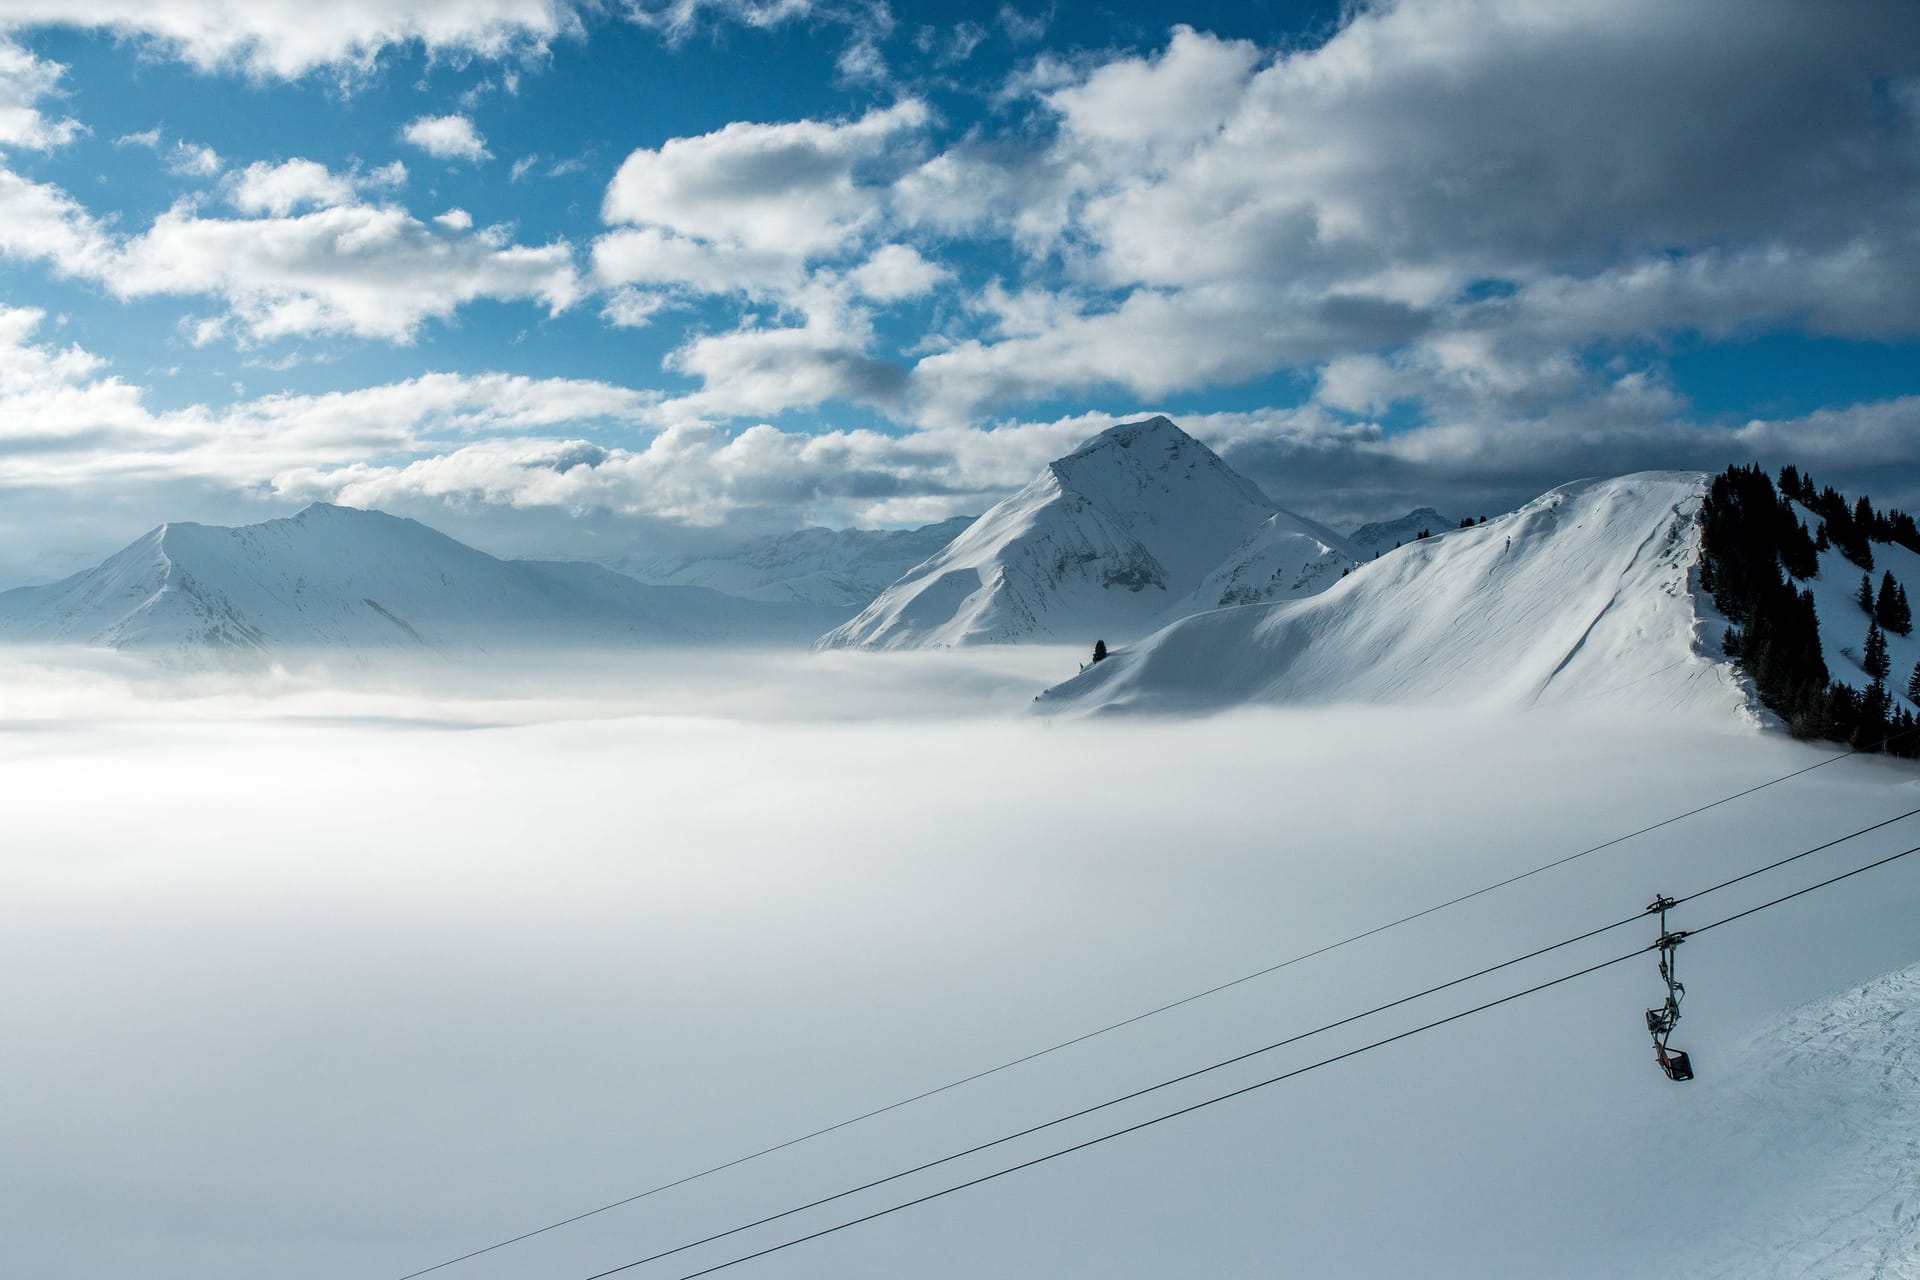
[{"x1": 818, "y1": 417, "x2": 1351, "y2": 649}]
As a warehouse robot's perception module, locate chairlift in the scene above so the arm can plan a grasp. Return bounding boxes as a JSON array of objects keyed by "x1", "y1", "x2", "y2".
[{"x1": 1643, "y1": 894, "x2": 1694, "y2": 1083}]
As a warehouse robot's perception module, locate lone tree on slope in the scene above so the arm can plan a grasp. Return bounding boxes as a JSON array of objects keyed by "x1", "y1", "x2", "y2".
[
  {"x1": 1092, "y1": 639, "x2": 1108, "y2": 664},
  {"x1": 1865, "y1": 618, "x2": 1892, "y2": 682},
  {"x1": 1877, "y1": 571, "x2": 1913, "y2": 635},
  {"x1": 1859, "y1": 573, "x2": 1877, "y2": 615}
]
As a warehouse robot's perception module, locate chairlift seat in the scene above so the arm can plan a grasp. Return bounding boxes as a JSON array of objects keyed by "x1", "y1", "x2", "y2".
[{"x1": 1657, "y1": 1047, "x2": 1693, "y2": 1082}]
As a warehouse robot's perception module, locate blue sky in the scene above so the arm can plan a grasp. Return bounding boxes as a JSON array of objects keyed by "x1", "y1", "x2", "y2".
[{"x1": 0, "y1": 0, "x2": 1916, "y2": 581}]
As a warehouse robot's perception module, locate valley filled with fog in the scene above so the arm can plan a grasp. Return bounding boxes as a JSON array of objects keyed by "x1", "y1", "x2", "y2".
[{"x1": 5, "y1": 651, "x2": 1918, "y2": 1279}]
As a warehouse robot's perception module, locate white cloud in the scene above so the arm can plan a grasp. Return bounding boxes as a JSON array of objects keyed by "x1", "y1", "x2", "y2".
[
  {"x1": 400, "y1": 113, "x2": 490, "y2": 162},
  {"x1": 433, "y1": 208, "x2": 473, "y2": 231},
  {"x1": 600, "y1": 286, "x2": 667, "y2": 329},
  {"x1": 166, "y1": 139, "x2": 221, "y2": 177},
  {"x1": 228, "y1": 158, "x2": 358, "y2": 215},
  {"x1": 847, "y1": 243, "x2": 948, "y2": 301},
  {"x1": 0, "y1": 40, "x2": 80, "y2": 151},
  {"x1": 107, "y1": 203, "x2": 578, "y2": 342},
  {"x1": 591, "y1": 225, "x2": 803, "y2": 298},
  {"x1": 0, "y1": 0, "x2": 588, "y2": 79},
  {"x1": 112, "y1": 126, "x2": 161, "y2": 149},
  {"x1": 0, "y1": 305, "x2": 654, "y2": 491},
  {"x1": 862, "y1": 3, "x2": 1920, "y2": 427},
  {"x1": 509, "y1": 153, "x2": 538, "y2": 182},
  {"x1": 0, "y1": 162, "x2": 580, "y2": 344},
  {"x1": 602, "y1": 100, "x2": 927, "y2": 256}
]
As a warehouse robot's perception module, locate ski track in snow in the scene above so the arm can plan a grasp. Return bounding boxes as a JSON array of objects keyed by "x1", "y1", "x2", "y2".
[{"x1": 1676, "y1": 963, "x2": 1920, "y2": 1279}]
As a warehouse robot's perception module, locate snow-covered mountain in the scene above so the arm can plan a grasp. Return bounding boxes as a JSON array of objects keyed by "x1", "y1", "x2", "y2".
[
  {"x1": 0, "y1": 503, "x2": 840, "y2": 661},
  {"x1": 818, "y1": 417, "x2": 1356, "y2": 649},
  {"x1": 1037, "y1": 472, "x2": 1754, "y2": 718},
  {"x1": 1346, "y1": 507, "x2": 1458, "y2": 557},
  {"x1": 606, "y1": 517, "x2": 976, "y2": 609}
]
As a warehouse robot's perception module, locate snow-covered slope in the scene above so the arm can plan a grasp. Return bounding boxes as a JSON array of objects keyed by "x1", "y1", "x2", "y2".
[
  {"x1": 1787, "y1": 500, "x2": 1920, "y2": 711},
  {"x1": 1346, "y1": 506, "x2": 1457, "y2": 557},
  {"x1": 607, "y1": 517, "x2": 976, "y2": 609},
  {"x1": 1038, "y1": 472, "x2": 1752, "y2": 719},
  {"x1": 818, "y1": 417, "x2": 1354, "y2": 649},
  {"x1": 1664, "y1": 960, "x2": 1920, "y2": 1278},
  {"x1": 0, "y1": 503, "x2": 836, "y2": 661}
]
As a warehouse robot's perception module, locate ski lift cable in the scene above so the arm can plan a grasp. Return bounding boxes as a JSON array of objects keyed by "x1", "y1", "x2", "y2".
[
  {"x1": 391, "y1": 747, "x2": 1907, "y2": 1280},
  {"x1": 622, "y1": 838, "x2": 1920, "y2": 1280},
  {"x1": 567, "y1": 824, "x2": 1920, "y2": 1280}
]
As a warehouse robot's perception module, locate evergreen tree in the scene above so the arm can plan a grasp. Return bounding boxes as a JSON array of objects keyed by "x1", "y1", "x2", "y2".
[
  {"x1": 1876, "y1": 572, "x2": 1913, "y2": 634},
  {"x1": 1859, "y1": 574, "x2": 1876, "y2": 615},
  {"x1": 1907, "y1": 660, "x2": 1920, "y2": 705},
  {"x1": 1814, "y1": 522, "x2": 1830, "y2": 553},
  {"x1": 1091, "y1": 639, "x2": 1108, "y2": 664},
  {"x1": 1865, "y1": 619, "x2": 1892, "y2": 681}
]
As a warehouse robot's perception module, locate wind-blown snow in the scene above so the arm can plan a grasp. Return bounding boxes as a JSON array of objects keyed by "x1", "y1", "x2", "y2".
[
  {"x1": 819, "y1": 417, "x2": 1354, "y2": 649},
  {"x1": 1039, "y1": 471, "x2": 1755, "y2": 720},
  {"x1": 0, "y1": 503, "x2": 839, "y2": 661}
]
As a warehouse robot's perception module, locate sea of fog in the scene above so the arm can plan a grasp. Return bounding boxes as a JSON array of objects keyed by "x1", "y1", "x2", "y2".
[{"x1": 4, "y1": 647, "x2": 1918, "y2": 1279}]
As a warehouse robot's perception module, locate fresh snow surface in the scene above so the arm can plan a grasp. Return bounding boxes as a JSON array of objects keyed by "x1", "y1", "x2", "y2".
[
  {"x1": 1656, "y1": 961, "x2": 1920, "y2": 1278},
  {"x1": 600, "y1": 518, "x2": 976, "y2": 609},
  {"x1": 0, "y1": 503, "x2": 839, "y2": 661},
  {"x1": 818, "y1": 416, "x2": 1355, "y2": 649},
  {"x1": 1346, "y1": 506, "x2": 1458, "y2": 557},
  {"x1": 1039, "y1": 471, "x2": 1754, "y2": 720}
]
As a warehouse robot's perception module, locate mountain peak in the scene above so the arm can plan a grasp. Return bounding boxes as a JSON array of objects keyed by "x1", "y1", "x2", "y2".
[{"x1": 819, "y1": 413, "x2": 1305, "y2": 649}]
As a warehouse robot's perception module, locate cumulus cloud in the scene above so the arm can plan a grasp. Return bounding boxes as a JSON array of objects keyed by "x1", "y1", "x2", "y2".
[
  {"x1": 400, "y1": 113, "x2": 490, "y2": 162},
  {"x1": 0, "y1": 304, "x2": 653, "y2": 492},
  {"x1": 0, "y1": 153, "x2": 576, "y2": 343},
  {"x1": 0, "y1": 39, "x2": 80, "y2": 150},
  {"x1": 0, "y1": 0, "x2": 587, "y2": 79},
  {"x1": 602, "y1": 100, "x2": 926, "y2": 256},
  {"x1": 165, "y1": 139, "x2": 221, "y2": 177},
  {"x1": 864, "y1": 2, "x2": 1920, "y2": 429},
  {"x1": 847, "y1": 243, "x2": 948, "y2": 301},
  {"x1": 227, "y1": 158, "x2": 359, "y2": 215}
]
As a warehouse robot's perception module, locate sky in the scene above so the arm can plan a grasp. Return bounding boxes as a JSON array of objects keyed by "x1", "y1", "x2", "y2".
[{"x1": 0, "y1": 0, "x2": 1917, "y2": 583}]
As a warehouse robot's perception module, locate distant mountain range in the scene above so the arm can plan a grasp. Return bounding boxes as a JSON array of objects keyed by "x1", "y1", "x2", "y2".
[
  {"x1": 1346, "y1": 507, "x2": 1458, "y2": 557},
  {"x1": 0, "y1": 503, "x2": 841, "y2": 661},
  {"x1": 603, "y1": 517, "x2": 976, "y2": 609}
]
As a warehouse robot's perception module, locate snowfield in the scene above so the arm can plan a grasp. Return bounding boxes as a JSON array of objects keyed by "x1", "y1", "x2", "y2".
[
  {"x1": 3, "y1": 654, "x2": 1919, "y2": 1279},
  {"x1": 1039, "y1": 471, "x2": 1758, "y2": 721}
]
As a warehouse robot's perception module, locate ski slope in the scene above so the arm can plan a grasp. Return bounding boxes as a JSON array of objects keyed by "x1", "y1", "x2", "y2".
[
  {"x1": 818, "y1": 417, "x2": 1354, "y2": 649},
  {"x1": 1038, "y1": 471, "x2": 1755, "y2": 720},
  {"x1": 1662, "y1": 960, "x2": 1920, "y2": 1278},
  {"x1": 0, "y1": 503, "x2": 837, "y2": 661}
]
